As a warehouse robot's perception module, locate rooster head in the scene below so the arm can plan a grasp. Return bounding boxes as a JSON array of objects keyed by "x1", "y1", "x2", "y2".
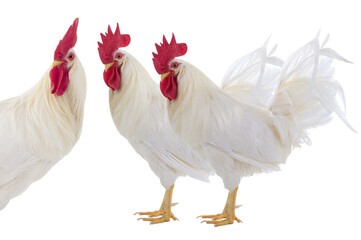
[
  {"x1": 152, "y1": 33, "x2": 187, "y2": 101},
  {"x1": 50, "y1": 18, "x2": 79, "y2": 96},
  {"x1": 97, "y1": 24, "x2": 131, "y2": 91}
]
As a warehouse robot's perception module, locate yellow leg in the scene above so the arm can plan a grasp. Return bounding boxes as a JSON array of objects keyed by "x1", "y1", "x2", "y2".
[
  {"x1": 198, "y1": 187, "x2": 242, "y2": 227},
  {"x1": 135, "y1": 184, "x2": 178, "y2": 224}
]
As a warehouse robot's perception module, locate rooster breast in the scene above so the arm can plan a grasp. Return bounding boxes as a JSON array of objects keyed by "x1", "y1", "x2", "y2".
[
  {"x1": 108, "y1": 55, "x2": 212, "y2": 189},
  {"x1": 110, "y1": 88, "x2": 211, "y2": 189},
  {"x1": 0, "y1": 100, "x2": 54, "y2": 210}
]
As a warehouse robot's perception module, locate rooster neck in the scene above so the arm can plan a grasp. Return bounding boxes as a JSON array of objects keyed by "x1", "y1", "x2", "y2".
[
  {"x1": 61, "y1": 61, "x2": 87, "y2": 139},
  {"x1": 167, "y1": 63, "x2": 220, "y2": 147},
  {"x1": 109, "y1": 55, "x2": 165, "y2": 139},
  {"x1": 7, "y1": 61, "x2": 86, "y2": 160}
]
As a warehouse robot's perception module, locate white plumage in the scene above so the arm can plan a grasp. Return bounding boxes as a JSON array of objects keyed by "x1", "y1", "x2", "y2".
[
  {"x1": 0, "y1": 53, "x2": 86, "y2": 210},
  {"x1": 102, "y1": 47, "x2": 213, "y2": 223},
  {"x1": 162, "y1": 35, "x2": 353, "y2": 225},
  {"x1": 97, "y1": 25, "x2": 215, "y2": 223},
  {"x1": 221, "y1": 38, "x2": 283, "y2": 108},
  {"x1": 109, "y1": 52, "x2": 212, "y2": 188}
]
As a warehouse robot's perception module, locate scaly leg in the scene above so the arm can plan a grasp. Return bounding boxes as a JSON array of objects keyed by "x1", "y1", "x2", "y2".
[
  {"x1": 198, "y1": 187, "x2": 242, "y2": 227},
  {"x1": 135, "y1": 184, "x2": 178, "y2": 224}
]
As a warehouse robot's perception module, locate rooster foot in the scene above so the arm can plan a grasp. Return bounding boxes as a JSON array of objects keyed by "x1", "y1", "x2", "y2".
[
  {"x1": 136, "y1": 210, "x2": 178, "y2": 224},
  {"x1": 198, "y1": 187, "x2": 242, "y2": 227},
  {"x1": 135, "y1": 185, "x2": 178, "y2": 224},
  {"x1": 199, "y1": 213, "x2": 242, "y2": 227}
]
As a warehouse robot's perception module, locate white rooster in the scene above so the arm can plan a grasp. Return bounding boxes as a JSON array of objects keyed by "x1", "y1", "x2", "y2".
[
  {"x1": 97, "y1": 24, "x2": 211, "y2": 224},
  {"x1": 0, "y1": 18, "x2": 86, "y2": 210},
  {"x1": 153, "y1": 34, "x2": 354, "y2": 226}
]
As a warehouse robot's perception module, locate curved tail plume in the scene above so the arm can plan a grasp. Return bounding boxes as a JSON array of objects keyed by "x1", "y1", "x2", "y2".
[
  {"x1": 221, "y1": 38, "x2": 283, "y2": 108},
  {"x1": 271, "y1": 35, "x2": 355, "y2": 148}
]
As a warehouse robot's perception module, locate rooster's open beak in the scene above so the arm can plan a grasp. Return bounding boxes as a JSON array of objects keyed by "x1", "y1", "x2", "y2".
[
  {"x1": 105, "y1": 62, "x2": 115, "y2": 71},
  {"x1": 52, "y1": 60, "x2": 64, "y2": 68},
  {"x1": 161, "y1": 72, "x2": 170, "y2": 81}
]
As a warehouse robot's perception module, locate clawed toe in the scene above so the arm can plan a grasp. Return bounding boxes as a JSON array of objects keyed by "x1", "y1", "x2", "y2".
[
  {"x1": 200, "y1": 214, "x2": 242, "y2": 227},
  {"x1": 136, "y1": 211, "x2": 178, "y2": 224}
]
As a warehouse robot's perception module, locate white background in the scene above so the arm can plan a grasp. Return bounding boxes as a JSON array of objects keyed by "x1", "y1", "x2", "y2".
[{"x1": 0, "y1": 0, "x2": 360, "y2": 239}]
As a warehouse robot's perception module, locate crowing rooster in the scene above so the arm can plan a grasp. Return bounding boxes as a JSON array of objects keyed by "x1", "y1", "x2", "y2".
[
  {"x1": 0, "y1": 18, "x2": 86, "y2": 210},
  {"x1": 153, "y1": 34, "x2": 354, "y2": 226},
  {"x1": 97, "y1": 24, "x2": 211, "y2": 224}
]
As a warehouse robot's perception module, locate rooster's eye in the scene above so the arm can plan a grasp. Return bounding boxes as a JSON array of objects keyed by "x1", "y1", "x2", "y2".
[
  {"x1": 172, "y1": 63, "x2": 178, "y2": 68},
  {"x1": 116, "y1": 54, "x2": 122, "y2": 59},
  {"x1": 67, "y1": 53, "x2": 74, "y2": 61}
]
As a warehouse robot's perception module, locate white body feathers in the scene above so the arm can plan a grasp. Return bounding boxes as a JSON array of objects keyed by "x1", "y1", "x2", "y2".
[
  {"x1": 109, "y1": 53, "x2": 212, "y2": 189},
  {"x1": 0, "y1": 57, "x2": 86, "y2": 210},
  {"x1": 166, "y1": 37, "x2": 352, "y2": 191}
]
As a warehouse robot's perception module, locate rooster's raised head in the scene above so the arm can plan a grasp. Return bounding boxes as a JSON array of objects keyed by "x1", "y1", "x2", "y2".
[
  {"x1": 152, "y1": 34, "x2": 187, "y2": 101},
  {"x1": 98, "y1": 24, "x2": 130, "y2": 91},
  {"x1": 50, "y1": 18, "x2": 79, "y2": 96}
]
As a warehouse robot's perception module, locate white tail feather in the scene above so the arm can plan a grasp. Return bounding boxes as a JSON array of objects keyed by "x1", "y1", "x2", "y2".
[
  {"x1": 271, "y1": 36, "x2": 355, "y2": 147},
  {"x1": 221, "y1": 39, "x2": 283, "y2": 108}
]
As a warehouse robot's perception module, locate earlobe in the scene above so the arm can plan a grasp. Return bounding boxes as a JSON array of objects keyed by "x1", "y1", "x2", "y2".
[
  {"x1": 121, "y1": 58, "x2": 128, "y2": 71},
  {"x1": 178, "y1": 66, "x2": 185, "y2": 80},
  {"x1": 69, "y1": 60, "x2": 78, "y2": 74}
]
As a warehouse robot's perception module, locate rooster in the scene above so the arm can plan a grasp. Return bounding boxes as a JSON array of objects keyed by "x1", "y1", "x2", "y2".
[
  {"x1": 0, "y1": 18, "x2": 86, "y2": 210},
  {"x1": 153, "y1": 34, "x2": 354, "y2": 226},
  {"x1": 97, "y1": 24, "x2": 211, "y2": 224}
]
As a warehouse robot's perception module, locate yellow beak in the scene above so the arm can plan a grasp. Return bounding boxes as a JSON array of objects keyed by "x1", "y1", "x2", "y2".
[
  {"x1": 52, "y1": 60, "x2": 64, "y2": 67},
  {"x1": 161, "y1": 72, "x2": 170, "y2": 81},
  {"x1": 105, "y1": 62, "x2": 115, "y2": 71}
]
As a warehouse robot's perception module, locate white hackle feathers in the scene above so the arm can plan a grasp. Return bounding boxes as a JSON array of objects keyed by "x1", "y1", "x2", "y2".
[{"x1": 0, "y1": 56, "x2": 86, "y2": 210}]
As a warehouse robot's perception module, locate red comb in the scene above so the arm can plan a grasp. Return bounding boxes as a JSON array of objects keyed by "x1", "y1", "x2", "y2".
[
  {"x1": 98, "y1": 24, "x2": 131, "y2": 64},
  {"x1": 152, "y1": 33, "x2": 187, "y2": 74},
  {"x1": 54, "y1": 18, "x2": 79, "y2": 61}
]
